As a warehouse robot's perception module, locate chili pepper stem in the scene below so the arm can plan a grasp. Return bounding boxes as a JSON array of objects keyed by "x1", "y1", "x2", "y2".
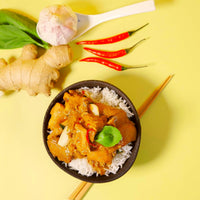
[
  {"x1": 125, "y1": 38, "x2": 147, "y2": 54},
  {"x1": 128, "y1": 23, "x2": 149, "y2": 36},
  {"x1": 122, "y1": 65, "x2": 148, "y2": 71}
]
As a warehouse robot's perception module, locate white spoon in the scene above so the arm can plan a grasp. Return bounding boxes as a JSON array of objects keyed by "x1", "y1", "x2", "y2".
[{"x1": 74, "y1": 0, "x2": 155, "y2": 39}]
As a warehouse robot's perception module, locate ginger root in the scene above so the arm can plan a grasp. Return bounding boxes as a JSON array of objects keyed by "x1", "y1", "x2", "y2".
[{"x1": 0, "y1": 44, "x2": 72, "y2": 96}]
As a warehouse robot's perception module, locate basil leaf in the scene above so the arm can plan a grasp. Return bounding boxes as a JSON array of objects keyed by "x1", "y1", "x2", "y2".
[
  {"x1": 0, "y1": 24, "x2": 43, "y2": 49},
  {"x1": 95, "y1": 126, "x2": 122, "y2": 147},
  {"x1": 0, "y1": 9, "x2": 49, "y2": 49},
  {"x1": 0, "y1": 9, "x2": 38, "y2": 37}
]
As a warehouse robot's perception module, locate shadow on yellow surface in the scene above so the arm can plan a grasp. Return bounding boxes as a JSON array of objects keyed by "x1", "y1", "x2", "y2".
[
  {"x1": 135, "y1": 94, "x2": 172, "y2": 166},
  {"x1": 55, "y1": 66, "x2": 72, "y2": 91},
  {"x1": 105, "y1": 74, "x2": 173, "y2": 166},
  {"x1": 67, "y1": 0, "x2": 175, "y2": 15},
  {"x1": 155, "y1": 0, "x2": 174, "y2": 5},
  {"x1": 4, "y1": 8, "x2": 38, "y2": 22},
  {"x1": 67, "y1": 0, "x2": 98, "y2": 14}
]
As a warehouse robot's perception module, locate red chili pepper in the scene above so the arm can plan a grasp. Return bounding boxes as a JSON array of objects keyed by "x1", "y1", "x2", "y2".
[
  {"x1": 86, "y1": 130, "x2": 90, "y2": 143},
  {"x1": 86, "y1": 128, "x2": 96, "y2": 147},
  {"x1": 78, "y1": 118, "x2": 82, "y2": 123},
  {"x1": 80, "y1": 57, "x2": 147, "y2": 71},
  {"x1": 81, "y1": 90, "x2": 85, "y2": 95},
  {"x1": 76, "y1": 23, "x2": 148, "y2": 45},
  {"x1": 83, "y1": 39, "x2": 146, "y2": 59}
]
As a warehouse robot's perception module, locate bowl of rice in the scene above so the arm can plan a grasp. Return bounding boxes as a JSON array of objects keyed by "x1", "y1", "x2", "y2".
[{"x1": 43, "y1": 80, "x2": 141, "y2": 183}]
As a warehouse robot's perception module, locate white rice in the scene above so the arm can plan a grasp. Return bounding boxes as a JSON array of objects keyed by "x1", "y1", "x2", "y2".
[
  {"x1": 105, "y1": 144, "x2": 133, "y2": 176},
  {"x1": 68, "y1": 158, "x2": 95, "y2": 177},
  {"x1": 64, "y1": 86, "x2": 134, "y2": 176}
]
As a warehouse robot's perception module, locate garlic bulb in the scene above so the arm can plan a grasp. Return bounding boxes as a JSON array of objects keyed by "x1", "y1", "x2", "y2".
[{"x1": 37, "y1": 5, "x2": 78, "y2": 46}]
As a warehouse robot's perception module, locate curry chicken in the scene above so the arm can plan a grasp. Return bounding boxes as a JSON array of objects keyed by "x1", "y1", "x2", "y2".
[{"x1": 47, "y1": 90, "x2": 137, "y2": 175}]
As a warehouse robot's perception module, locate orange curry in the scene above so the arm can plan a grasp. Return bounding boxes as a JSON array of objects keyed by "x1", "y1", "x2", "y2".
[{"x1": 47, "y1": 90, "x2": 137, "y2": 175}]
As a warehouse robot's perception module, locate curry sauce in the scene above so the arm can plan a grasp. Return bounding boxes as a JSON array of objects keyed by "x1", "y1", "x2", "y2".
[{"x1": 47, "y1": 90, "x2": 137, "y2": 175}]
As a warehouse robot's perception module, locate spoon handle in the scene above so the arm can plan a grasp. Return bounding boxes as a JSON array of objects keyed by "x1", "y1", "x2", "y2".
[
  {"x1": 75, "y1": 0, "x2": 155, "y2": 39},
  {"x1": 97, "y1": 0, "x2": 155, "y2": 23}
]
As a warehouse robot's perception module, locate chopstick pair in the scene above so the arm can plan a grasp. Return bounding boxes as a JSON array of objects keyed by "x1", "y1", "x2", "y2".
[
  {"x1": 68, "y1": 181, "x2": 92, "y2": 200},
  {"x1": 68, "y1": 74, "x2": 174, "y2": 200}
]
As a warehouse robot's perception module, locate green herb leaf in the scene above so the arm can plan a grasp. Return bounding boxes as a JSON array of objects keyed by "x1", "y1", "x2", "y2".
[
  {"x1": 0, "y1": 9, "x2": 49, "y2": 49},
  {"x1": 0, "y1": 24, "x2": 45, "y2": 49},
  {"x1": 95, "y1": 126, "x2": 122, "y2": 147},
  {"x1": 0, "y1": 10, "x2": 38, "y2": 37},
  {"x1": 59, "y1": 124, "x2": 65, "y2": 129}
]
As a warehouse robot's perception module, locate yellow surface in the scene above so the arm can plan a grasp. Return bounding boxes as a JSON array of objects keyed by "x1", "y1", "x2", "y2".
[{"x1": 0, "y1": 0, "x2": 200, "y2": 200}]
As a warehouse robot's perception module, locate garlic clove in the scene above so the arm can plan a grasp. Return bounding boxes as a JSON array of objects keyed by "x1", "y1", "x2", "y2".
[
  {"x1": 89, "y1": 104, "x2": 99, "y2": 116},
  {"x1": 58, "y1": 126, "x2": 70, "y2": 147}
]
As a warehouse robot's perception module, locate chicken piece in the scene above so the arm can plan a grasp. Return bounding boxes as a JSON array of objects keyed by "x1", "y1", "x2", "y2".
[
  {"x1": 48, "y1": 103, "x2": 67, "y2": 136},
  {"x1": 47, "y1": 136, "x2": 72, "y2": 163},
  {"x1": 87, "y1": 145, "x2": 113, "y2": 165},
  {"x1": 118, "y1": 122, "x2": 137, "y2": 146},
  {"x1": 61, "y1": 109, "x2": 80, "y2": 131},
  {"x1": 107, "y1": 110, "x2": 129, "y2": 127},
  {"x1": 108, "y1": 110, "x2": 137, "y2": 146},
  {"x1": 63, "y1": 91, "x2": 91, "y2": 113},
  {"x1": 87, "y1": 145, "x2": 113, "y2": 175},
  {"x1": 63, "y1": 91, "x2": 78, "y2": 112},
  {"x1": 96, "y1": 102, "x2": 121, "y2": 117},
  {"x1": 72, "y1": 149, "x2": 86, "y2": 159},
  {"x1": 88, "y1": 160, "x2": 108, "y2": 175},
  {"x1": 82, "y1": 112, "x2": 107, "y2": 132},
  {"x1": 74, "y1": 123, "x2": 90, "y2": 156},
  {"x1": 96, "y1": 102, "x2": 137, "y2": 147}
]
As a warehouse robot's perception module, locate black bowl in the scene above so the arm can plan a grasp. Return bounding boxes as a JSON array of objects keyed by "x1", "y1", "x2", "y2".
[{"x1": 43, "y1": 80, "x2": 141, "y2": 183}]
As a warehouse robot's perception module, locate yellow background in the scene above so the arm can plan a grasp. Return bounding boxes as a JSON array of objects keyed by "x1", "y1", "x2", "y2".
[{"x1": 0, "y1": 0, "x2": 200, "y2": 200}]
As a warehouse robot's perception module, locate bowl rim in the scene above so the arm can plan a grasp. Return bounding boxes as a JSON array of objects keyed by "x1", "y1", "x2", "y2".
[{"x1": 43, "y1": 80, "x2": 141, "y2": 183}]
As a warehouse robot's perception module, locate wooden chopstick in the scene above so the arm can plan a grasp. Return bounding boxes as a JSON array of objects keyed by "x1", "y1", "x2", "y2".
[
  {"x1": 68, "y1": 181, "x2": 87, "y2": 200},
  {"x1": 74, "y1": 182, "x2": 93, "y2": 200},
  {"x1": 68, "y1": 182, "x2": 92, "y2": 200},
  {"x1": 137, "y1": 74, "x2": 174, "y2": 118},
  {"x1": 68, "y1": 75, "x2": 174, "y2": 200}
]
